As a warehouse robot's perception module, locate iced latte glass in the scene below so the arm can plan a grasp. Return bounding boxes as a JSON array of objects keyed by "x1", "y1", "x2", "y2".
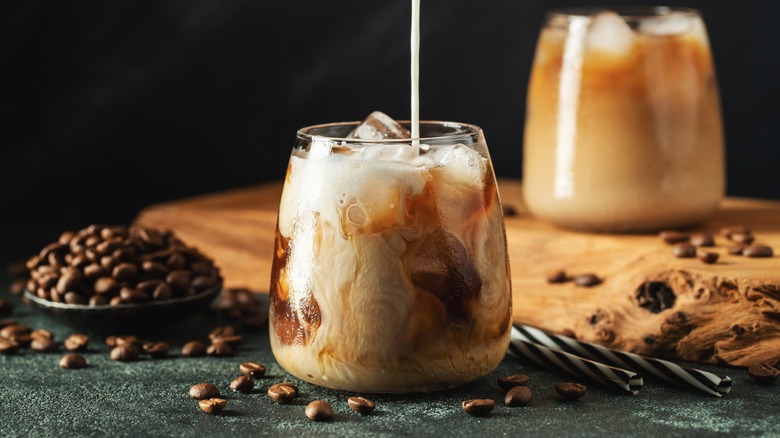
[
  {"x1": 270, "y1": 119, "x2": 512, "y2": 393},
  {"x1": 523, "y1": 7, "x2": 724, "y2": 232}
]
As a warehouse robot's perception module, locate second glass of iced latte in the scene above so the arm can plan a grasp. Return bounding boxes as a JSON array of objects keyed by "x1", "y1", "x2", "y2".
[{"x1": 270, "y1": 115, "x2": 511, "y2": 393}]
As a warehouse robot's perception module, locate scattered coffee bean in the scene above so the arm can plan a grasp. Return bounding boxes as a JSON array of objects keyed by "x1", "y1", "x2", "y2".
[
  {"x1": 347, "y1": 396, "x2": 376, "y2": 415},
  {"x1": 0, "y1": 338, "x2": 19, "y2": 355},
  {"x1": 209, "y1": 325, "x2": 236, "y2": 339},
  {"x1": 64, "y1": 334, "x2": 89, "y2": 352},
  {"x1": 747, "y1": 363, "x2": 780, "y2": 384},
  {"x1": 110, "y1": 344, "x2": 140, "y2": 361},
  {"x1": 0, "y1": 324, "x2": 30, "y2": 339},
  {"x1": 0, "y1": 299, "x2": 13, "y2": 317},
  {"x1": 554, "y1": 382, "x2": 587, "y2": 400},
  {"x1": 731, "y1": 232, "x2": 755, "y2": 245},
  {"x1": 462, "y1": 399, "x2": 495, "y2": 416},
  {"x1": 497, "y1": 374, "x2": 529, "y2": 390},
  {"x1": 30, "y1": 336, "x2": 56, "y2": 352},
  {"x1": 31, "y1": 328, "x2": 54, "y2": 340},
  {"x1": 206, "y1": 341, "x2": 233, "y2": 357},
  {"x1": 305, "y1": 400, "x2": 334, "y2": 421},
  {"x1": 143, "y1": 342, "x2": 170, "y2": 358},
  {"x1": 546, "y1": 270, "x2": 569, "y2": 284},
  {"x1": 743, "y1": 245, "x2": 773, "y2": 258},
  {"x1": 268, "y1": 382, "x2": 298, "y2": 404},
  {"x1": 502, "y1": 205, "x2": 518, "y2": 217},
  {"x1": 727, "y1": 244, "x2": 746, "y2": 255},
  {"x1": 239, "y1": 362, "x2": 266, "y2": 378},
  {"x1": 59, "y1": 353, "x2": 87, "y2": 369},
  {"x1": 199, "y1": 398, "x2": 227, "y2": 414},
  {"x1": 105, "y1": 335, "x2": 138, "y2": 348},
  {"x1": 719, "y1": 226, "x2": 750, "y2": 238},
  {"x1": 672, "y1": 243, "x2": 696, "y2": 258},
  {"x1": 504, "y1": 386, "x2": 533, "y2": 407},
  {"x1": 230, "y1": 375, "x2": 254, "y2": 393},
  {"x1": 689, "y1": 232, "x2": 714, "y2": 247},
  {"x1": 190, "y1": 383, "x2": 221, "y2": 400},
  {"x1": 659, "y1": 231, "x2": 688, "y2": 244},
  {"x1": 696, "y1": 249, "x2": 719, "y2": 264},
  {"x1": 573, "y1": 274, "x2": 602, "y2": 288},
  {"x1": 181, "y1": 341, "x2": 207, "y2": 357}
]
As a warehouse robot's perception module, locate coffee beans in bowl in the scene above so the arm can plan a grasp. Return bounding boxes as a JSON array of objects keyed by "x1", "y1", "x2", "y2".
[{"x1": 22, "y1": 225, "x2": 223, "y2": 332}]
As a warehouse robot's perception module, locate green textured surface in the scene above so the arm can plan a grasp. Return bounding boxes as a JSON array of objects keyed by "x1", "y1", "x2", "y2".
[{"x1": 1, "y1": 274, "x2": 779, "y2": 438}]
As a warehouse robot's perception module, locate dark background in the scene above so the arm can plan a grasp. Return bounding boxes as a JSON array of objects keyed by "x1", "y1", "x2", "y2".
[{"x1": 2, "y1": 0, "x2": 779, "y2": 257}]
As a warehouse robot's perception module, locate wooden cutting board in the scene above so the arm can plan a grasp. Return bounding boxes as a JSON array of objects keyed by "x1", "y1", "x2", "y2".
[{"x1": 134, "y1": 179, "x2": 780, "y2": 367}]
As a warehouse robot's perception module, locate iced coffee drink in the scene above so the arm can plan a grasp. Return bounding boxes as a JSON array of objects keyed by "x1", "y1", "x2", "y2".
[
  {"x1": 523, "y1": 8, "x2": 724, "y2": 232},
  {"x1": 270, "y1": 115, "x2": 511, "y2": 393}
]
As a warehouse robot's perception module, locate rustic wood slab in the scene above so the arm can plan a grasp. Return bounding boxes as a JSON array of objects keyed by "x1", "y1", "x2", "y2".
[{"x1": 134, "y1": 180, "x2": 780, "y2": 367}]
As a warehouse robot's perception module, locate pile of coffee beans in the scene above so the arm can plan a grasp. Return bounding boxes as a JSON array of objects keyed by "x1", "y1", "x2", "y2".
[
  {"x1": 661, "y1": 226, "x2": 774, "y2": 263},
  {"x1": 546, "y1": 270, "x2": 603, "y2": 288},
  {"x1": 24, "y1": 225, "x2": 221, "y2": 306}
]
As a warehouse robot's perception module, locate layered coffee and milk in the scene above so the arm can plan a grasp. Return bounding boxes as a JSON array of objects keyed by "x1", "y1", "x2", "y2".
[
  {"x1": 269, "y1": 115, "x2": 511, "y2": 393},
  {"x1": 523, "y1": 9, "x2": 724, "y2": 231}
]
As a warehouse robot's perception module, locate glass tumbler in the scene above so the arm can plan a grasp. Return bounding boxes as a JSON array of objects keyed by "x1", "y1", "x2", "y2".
[
  {"x1": 269, "y1": 120, "x2": 512, "y2": 393},
  {"x1": 523, "y1": 7, "x2": 725, "y2": 232}
]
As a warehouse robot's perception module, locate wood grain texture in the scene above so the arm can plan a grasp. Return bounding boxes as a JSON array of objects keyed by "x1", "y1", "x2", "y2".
[{"x1": 134, "y1": 180, "x2": 780, "y2": 367}]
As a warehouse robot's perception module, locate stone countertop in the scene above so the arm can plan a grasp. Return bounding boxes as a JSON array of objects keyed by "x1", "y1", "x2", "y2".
[{"x1": 1, "y1": 274, "x2": 778, "y2": 438}]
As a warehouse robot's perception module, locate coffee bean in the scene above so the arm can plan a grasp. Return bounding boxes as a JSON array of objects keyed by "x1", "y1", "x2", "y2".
[
  {"x1": 689, "y1": 233, "x2": 714, "y2": 247},
  {"x1": 0, "y1": 299, "x2": 13, "y2": 317},
  {"x1": 747, "y1": 363, "x2": 780, "y2": 384},
  {"x1": 109, "y1": 296, "x2": 123, "y2": 306},
  {"x1": 497, "y1": 374, "x2": 529, "y2": 390},
  {"x1": 573, "y1": 274, "x2": 602, "y2": 288},
  {"x1": 731, "y1": 232, "x2": 755, "y2": 245},
  {"x1": 504, "y1": 386, "x2": 533, "y2": 407},
  {"x1": 206, "y1": 341, "x2": 233, "y2": 357},
  {"x1": 0, "y1": 324, "x2": 30, "y2": 339},
  {"x1": 112, "y1": 247, "x2": 137, "y2": 262},
  {"x1": 347, "y1": 396, "x2": 376, "y2": 415},
  {"x1": 181, "y1": 341, "x2": 207, "y2": 357},
  {"x1": 150, "y1": 283, "x2": 172, "y2": 301},
  {"x1": 112, "y1": 263, "x2": 138, "y2": 282},
  {"x1": 546, "y1": 270, "x2": 569, "y2": 284},
  {"x1": 59, "y1": 353, "x2": 87, "y2": 369},
  {"x1": 0, "y1": 338, "x2": 19, "y2": 355},
  {"x1": 743, "y1": 245, "x2": 773, "y2": 258},
  {"x1": 83, "y1": 263, "x2": 105, "y2": 278},
  {"x1": 31, "y1": 329, "x2": 54, "y2": 341},
  {"x1": 56, "y1": 270, "x2": 82, "y2": 294},
  {"x1": 554, "y1": 382, "x2": 587, "y2": 400},
  {"x1": 659, "y1": 231, "x2": 688, "y2": 244},
  {"x1": 143, "y1": 342, "x2": 170, "y2": 358},
  {"x1": 671, "y1": 243, "x2": 696, "y2": 258},
  {"x1": 305, "y1": 400, "x2": 334, "y2": 421},
  {"x1": 166, "y1": 253, "x2": 186, "y2": 270},
  {"x1": 166, "y1": 270, "x2": 192, "y2": 292},
  {"x1": 110, "y1": 344, "x2": 140, "y2": 361},
  {"x1": 190, "y1": 383, "x2": 221, "y2": 400},
  {"x1": 209, "y1": 325, "x2": 236, "y2": 338},
  {"x1": 268, "y1": 382, "x2": 298, "y2": 404},
  {"x1": 696, "y1": 249, "x2": 719, "y2": 264},
  {"x1": 727, "y1": 244, "x2": 746, "y2": 255},
  {"x1": 105, "y1": 335, "x2": 138, "y2": 347},
  {"x1": 10, "y1": 279, "x2": 26, "y2": 295},
  {"x1": 100, "y1": 256, "x2": 115, "y2": 270},
  {"x1": 211, "y1": 335, "x2": 243, "y2": 348},
  {"x1": 64, "y1": 292, "x2": 86, "y2": 305},
  {"x1": 199, "y1": 398, "x2": 227, "y2": 415},
  {"x1": 230, "y1": 375, "x2": 254, "y2": 393},
  {"x1": 138, "y1": 228, "x2": 165, "y2": 248},
  {"x1": 94, "y1": 277, "x2": 118, "y2": 294},
  {"x1": 142, "y1": 261, "x2": 169, "y2": 278},
  {"x1": 8, "y1": 333, "x2": 32, "y2": 347},
  {"x1": 192, "y1": 275, "x2": 216, "y2": 292},
  {"x1": 31, "y1": 336, "x2": 56, "y2": 352},
  {"x1": 461, "y1": 399, "x2": 495, "y2": 416},
  {"x1": 88, "y1": 295, "x2": 107, "y2": 306},
  {"x1": 119, "y1": 287, "x2": 149, "y2": 304},
  {"x1": 239, "y1": 362, "x2": 266, "y2": 378},
  {"x1": 64, "y1": 334, "x2": 89, "y2": 352},
  {"x1": 719, "y1": 226, "x2": 750, "y2": 238}
]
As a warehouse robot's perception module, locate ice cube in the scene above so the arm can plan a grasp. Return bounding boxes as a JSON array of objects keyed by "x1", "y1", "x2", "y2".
[
  {"x1": 427, "y1": 144, "x2": 486, "y2": 189},
  {"x1": 586, "y1": 11, "x2": 636, "y2": 56},
  {"x1": 639, "y1": 14, "x2": 693, "y2": 36},
  {"x1": 348, "y1": 111, "x2": 411, "y2": 140}
]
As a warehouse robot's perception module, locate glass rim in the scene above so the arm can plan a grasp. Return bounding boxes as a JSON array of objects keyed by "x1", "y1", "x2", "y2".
[
  {"x1": 296, "y1": 120, "x2": 483, "y2": 143},
  {"x1": 547, "y1": 6, "x2": 700, "y2": 22}
]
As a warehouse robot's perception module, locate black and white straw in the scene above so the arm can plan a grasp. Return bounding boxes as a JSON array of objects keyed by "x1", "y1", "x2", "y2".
[
  {"x1": 509, "y1": 328, "x2": 643, "y2": 395},
  {"x1": 514, "y1": 324, "x2": 732, "y2": 397}
]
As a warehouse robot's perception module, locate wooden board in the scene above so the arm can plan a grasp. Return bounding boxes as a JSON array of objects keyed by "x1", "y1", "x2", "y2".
[{"x1": 134, "y1": 180, "x2": 780, "y2": 367}]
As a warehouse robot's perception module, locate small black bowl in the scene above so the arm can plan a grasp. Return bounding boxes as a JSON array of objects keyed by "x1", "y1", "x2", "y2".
[{"x1": 23, "y1": 282, "x2": 221, "y2": 334}]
